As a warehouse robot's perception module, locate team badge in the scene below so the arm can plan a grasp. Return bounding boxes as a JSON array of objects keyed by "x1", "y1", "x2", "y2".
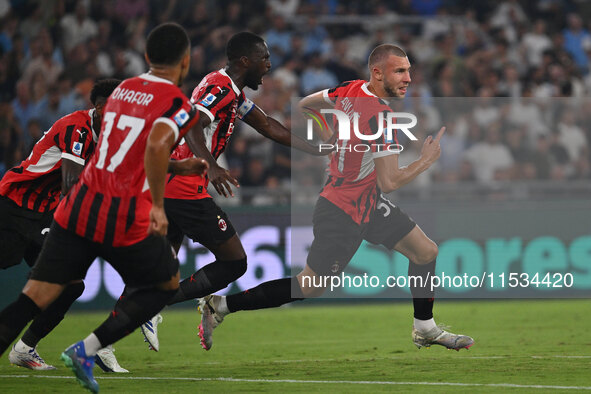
[
  {"x1": 331, "y1": 262, "x2": 340, "y2": 273},
  {"x1": 72, "y1": 141, "x2": 83, "y2": 156},
  {"x1": 217, "y1": 216, "x2": 227, "y2": 231},
  {"x1": 199, "y1": 93, "x2": 216, "y2": 107},
  {"x1": 173, "y1": 109, "x2": 189, "y2": 127}
]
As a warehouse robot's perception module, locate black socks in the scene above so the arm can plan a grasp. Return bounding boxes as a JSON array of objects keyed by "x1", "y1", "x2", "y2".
[
  {"x1": 408, "y1": 259, "x2": 436, "y2": 320},
  {"x1": 93, "y1": 287, "x2": 176, "y2": 347},
  {"x1": 226, "y1": 277, "x2": 304, "y2": 312},
  {"x1": 22, "y1": 282, "x2": 85, "y2": 348},
  {"x1": 0, "y1": 293, "x2": 41, "y2": 355},
  {"x1": 167, "y1": 258, "x2": 247, "y2": 305}
]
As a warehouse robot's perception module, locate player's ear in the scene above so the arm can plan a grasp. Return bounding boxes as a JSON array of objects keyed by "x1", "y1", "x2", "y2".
[
  {"x1": 144, "y1": 52, "x2": 150, "y2": 65},
  {"x1": 373, "y1": 66, "x2": 383, "y2": 82},
  {"x1": 239, "y1": 55, "x2": 250, "y2": 68},
  {"x1": 181, "y1": 51, "x2": 190, "y2": 69}
]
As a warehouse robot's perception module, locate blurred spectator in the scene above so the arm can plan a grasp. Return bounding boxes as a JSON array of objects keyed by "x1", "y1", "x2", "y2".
[
  {"x1": 562, "y1": 14, "x2": 590, "y2": 72},
  {"x1": 183, "y1": 1, "x2": 211, "y2": 44},
  {"x1": 114, "y1": 0, "x2": 149, "y2": 25},
  {"x1": 242, "y1": 158, "x2": 268, "y2": 187},
  {"x1": 521, "y1": 19, "x2": 552, "y2": 68},
  {"x1": 0, "y1": 16, "x2": 18, "y2": 53},
  {"x1": 19, "y1": 3, "x2": 45, "y2": 42},
  {"x1": 60, "y1": 2, "x2": 98, "y2": 52},
  {"x1": 435, "y1": 117, "x2": 467, "y2": 182},
  {"x1": 11, "y1": 80, "x2": 32, "y2": 132},
  {"x1": 463, "y1": 122, "x2": 514, "y2": 183},
  {"x1": 56, "y1": 74, "x2": 83, "y2": 116},
  {"x1": 38, "y1": 86, "x2": 62, "y2": 131},
  {"x1": 21, "y1": 30, "x2": 63, "y2": 87},
  {"x1": 25, "y1": 118, "x2": 43, "y2": 151},
  {"x1": 300, "y1": 52, "x2": 338, "y2": 95},
  {"x1": 326, "y1": 39, "x2": 361, "y2": 82},
  {"x1": 557, "y1": 108, "x2": 587, "y2": 162},
  {"x1": 301, "y1": 16, "x2": 330, "y2": 56},
  {"x1": 265, "y1": 15, "x2": 292, "y2": 67},
  {"x1": 268, "y1": 0, "x2": 300, "y2": 19}
]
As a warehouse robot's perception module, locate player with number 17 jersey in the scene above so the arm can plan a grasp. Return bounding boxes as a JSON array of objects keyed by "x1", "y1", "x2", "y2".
[{"x1": 54, "y1": 73, "x2": 198, "y2": 247}]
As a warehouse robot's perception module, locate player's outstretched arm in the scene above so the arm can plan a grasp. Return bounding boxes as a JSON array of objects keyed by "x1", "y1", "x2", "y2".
[
  {"x1": 243, "y1": 104, "x2": 334, "y2": 156},
  {"x1": 61, "y1": 158, "x2": 85, "y2": 196},
  {"x1": 184, "y1": 113, "x2": 239, "y2": 197},
  {"x1": 375, "y1": 127, "x2": 445, "y2": 193},
  {"x1": 167, "y1": 157, "x2": 209, "y2": 176},
  {"x1": 145, "y1": 122, "x2": 177, "y2": 236}
]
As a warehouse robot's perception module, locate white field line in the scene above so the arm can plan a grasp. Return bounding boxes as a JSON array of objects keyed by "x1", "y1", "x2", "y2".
[
  {"x1": 1, "y1": 375, "x2": 590, "y2": 390},
  {"x1": 194, "y1": 354, "x2": 590, "y2": 365}
]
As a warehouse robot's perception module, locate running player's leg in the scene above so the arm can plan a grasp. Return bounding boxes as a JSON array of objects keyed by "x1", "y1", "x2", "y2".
[
  {"x1": 0, "y1": 222, "x2": 97, "y2": 356},
  {"x1": 9, "y1": 280, "x2": 86, "y2": 370},
  {"x1": 197, "y1": 197, "x2": 362, "y2": 350},
  {"x1": 393, "y1": 226, "x2": 473, "y2": 350},
  {"x1": 368, "y1": 196, "x2": 473, "y2": 350},
  {"x1": 164, "y1": 198, "x2": 248, "y2": 305},
  {"x1": 392, "y1": 225, "x2": 438, "y2": 322},
  {"x1": 15, "y1": 219, "x2": 86, "y2": 358},
  {"x1": 64, "y1": 235, "x2": 180, "y2": 370},
  {"x1": 0, "y1": 197, "x2": 29, "y2": 270}
]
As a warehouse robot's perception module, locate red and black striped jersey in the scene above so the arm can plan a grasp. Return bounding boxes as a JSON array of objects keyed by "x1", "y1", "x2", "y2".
[
  {"x1": 165, "y1": 68, "x2": 254, "y2": 200},
  {"x1": 0, "y1": 109, "x2": 97, "y2": 213},
  {"x1": 319, "y1": 80, "x2": 398, "y2": 224},
  {"x1": 54, "y1": 73, "x2": 199, "y2": 247}
]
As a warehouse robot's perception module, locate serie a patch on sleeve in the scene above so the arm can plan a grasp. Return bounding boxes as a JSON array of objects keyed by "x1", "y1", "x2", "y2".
[
  {"x1": 173, "y1": 108, "x2": 189, "y2": 127},
  {"x1": 72, "y1": 141, "x2": 83, "y2": 156}
]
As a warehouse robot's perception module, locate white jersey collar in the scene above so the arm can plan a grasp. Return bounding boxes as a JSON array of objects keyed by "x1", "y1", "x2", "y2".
[
  {"x1": 219, "y1": 68, "x2": 242, "y2": 95},
  {"x1": 139, "y1": 73, "x2": 174, "y2": 84},
  {"x1": 88, "y1": 108, "x2": 99, "y2": 143}
]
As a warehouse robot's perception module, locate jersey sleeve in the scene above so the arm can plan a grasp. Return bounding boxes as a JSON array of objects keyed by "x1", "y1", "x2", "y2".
[
  {"x1": 191, "y1": 83, "x2": 236, "y2": 123},
  {"x1": 321, "y1": 81, "x2": 353, "y2": 105},
  {"x1": 236, "y1": 92, "x2": 255, "y2": 120},
  {"x1": 53, "y1": 116, "x2": 95, "y2": 166},
  {"x1": 154, "y1": 95, "x2": 199, "y2": 142}
]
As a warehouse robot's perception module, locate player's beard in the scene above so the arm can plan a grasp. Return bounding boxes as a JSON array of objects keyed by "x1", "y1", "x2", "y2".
[
  {"x1": 244, "y1": 70, "x2": 261, "y2": 90},
  {"x1": 383, "y1": 81, "x2": 397, "y2": 98},
  {"x1": 383, "y1": 80, "x2": 406, "y2": 98}
]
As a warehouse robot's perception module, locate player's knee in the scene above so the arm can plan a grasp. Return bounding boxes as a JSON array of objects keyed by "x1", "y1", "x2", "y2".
[
  {"x1": 416, "y1": 241, "x2": 438, "y2": 265},
  {"x1": 22, "y1": 281, "x2": 66, "y2": 310},
  {"x1": 158, "y1": 271, "x2": 180, "y2": 291},
  {"x1": 65, "y1": 281, "x2": 85, "y2": 299},
  {"x1": 225, "y1": 257, "x2": 247, "y2": 280},
  {"x1": 298, "y1": 276, "x2": 327, "y2": 297}
]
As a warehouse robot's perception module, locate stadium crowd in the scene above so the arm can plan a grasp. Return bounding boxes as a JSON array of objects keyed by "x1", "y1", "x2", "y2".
[{"x1": 0, "y1": 0, "x2": 590, "y2": 204}]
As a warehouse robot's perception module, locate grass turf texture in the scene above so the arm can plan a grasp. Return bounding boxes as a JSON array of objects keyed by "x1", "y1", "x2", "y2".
[{"x1": 0, "y1": 300, "x2": 589, "y2": 393}]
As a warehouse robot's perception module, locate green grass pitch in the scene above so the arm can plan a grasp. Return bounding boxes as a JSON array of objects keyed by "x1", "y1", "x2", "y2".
[{"x1": 0, "y1": 300, "x2": 589, "y2": 393}]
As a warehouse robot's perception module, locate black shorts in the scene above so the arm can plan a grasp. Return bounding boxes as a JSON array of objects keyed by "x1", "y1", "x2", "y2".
[
  {"x1": 29, "y1": 222, "x2": 179, "y2": 286},
  {"x1": 307, "y1": 195, "x2": 416, "y2": 276},
  {"x1": 164, "y1": 198, "x2": 236, "y2": 247},
  {"x1": 0, "y1": 196, "x2": 54, "y2": 269}
]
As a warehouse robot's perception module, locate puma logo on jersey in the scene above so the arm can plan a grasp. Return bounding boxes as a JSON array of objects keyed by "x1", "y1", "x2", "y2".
[
  {"x1": 75, "y1": 129, "x2": 84, "y2": 136},
  {"x1": 41, "y1": 227, "x2": 50, "y2": 235}
]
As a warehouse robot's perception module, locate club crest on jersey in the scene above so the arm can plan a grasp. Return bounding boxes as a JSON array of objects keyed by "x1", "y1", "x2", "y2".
[
  {"x1": 199, "y1": 93, "x2": 216, "y2": 107},
  {"x1": 217, "y1": 216, "x2": 227, "y2": 231},
  {"x1": 173, "y1": 109, "x2": 189, "y2": 127},
  {"x1": 72, "y1": 141, "x2": 83, "y2": 156}
]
